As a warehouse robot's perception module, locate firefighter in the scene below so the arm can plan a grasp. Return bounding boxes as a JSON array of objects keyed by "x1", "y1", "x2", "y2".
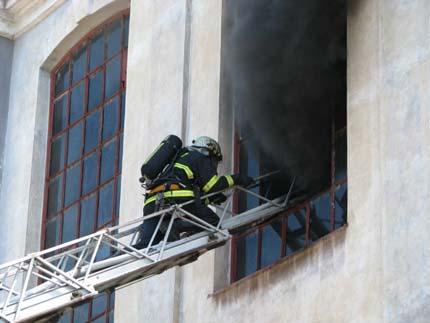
[{"x1": 133, "y1": 136, "x2": 253, "y2": 250}]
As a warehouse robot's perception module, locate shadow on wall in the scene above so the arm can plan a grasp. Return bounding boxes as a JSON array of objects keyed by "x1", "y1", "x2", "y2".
[{"x1": 222, "y1": 0, "x2": 346, "y2": 199}]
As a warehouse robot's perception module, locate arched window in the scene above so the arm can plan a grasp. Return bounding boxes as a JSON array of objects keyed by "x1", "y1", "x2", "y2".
[{"x1": 43, "y1": 12, "x2": 129, "y2": 322}]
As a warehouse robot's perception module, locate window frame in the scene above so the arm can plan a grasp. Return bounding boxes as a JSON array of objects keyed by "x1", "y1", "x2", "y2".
[{"x1": 230, "y1": 118, "x2": 347, "y2": 283}]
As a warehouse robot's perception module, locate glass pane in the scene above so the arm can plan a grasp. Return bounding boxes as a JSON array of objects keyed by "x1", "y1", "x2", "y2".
[
  {"x1": 95, "y1": 243, "x2": 111, "y2": 262},
  {"x1": 100, "y1": 140, "x2": 117, "y2": 183},
  {"x1": 286, "y1": 209, "x2": 306, "y2": 256},
  {"x1": 45, "y1": 216, "x2": 60, "y2": 248},
  {"x1": 50, "y1": 134, "x2": 66, "y2": 175},
  {"x1": 335, "y1": 183, "x2": 347, "y2": 229},
  {"x1": 109, "y1": 310, "x2": 114, "y2": 323},
  {"x1": 238, "y1": 139, "x2": 260, "y2": 211},
  {"x1": 107, "y1": 20, "x2": 122, "y2": 58},
  {"x1": 83, "y1": 152, "x2": 99, "y2": 195},
  {"x1": 335, "y1": 132, "x2": 347, "y2": 182},
  {"x1": 115, "y1": 176, "x2": 121, "y2": 218},
  {"x1": 72, "y1": 45, "x2": 87, "y2": 84},
  {"x1": 80, "y1": 193, "x2": 97, "y2": 237},
  {"x1": 310, "y1": 192, "x2": 331, "y2": 241},
  {"x1": 73, "y1": 302, "x2": 89, "y2": 323},
  {"x1": 55, "y1": 62, "x2": 70, "y2": 95},
  {"x1": 62, "y1": 204, "x2": 78, "y2": 243},
  {"x1": 98, "y1": 181, "x2": 114, "y2": 227},
  {"x1": 65, "y1": 163, "x2": 81, "y2": 207},
  {"x1": 57, "y1": 309, "x2": 72, "y2": 323},
  {"x1": 88, "y1": 71, "x2": 103, "y2": 111},
  {"x1": 90, "y1": 32, "x2": 104, "y2": 71},
  {"x1": 118, "y1": 135, "x2": 123, "y2": 171},
  {"x1": 120, "y1": 92, "x2": 125, "y2": 130},
  {"x1": 48, "y1": 175, "x2": 63, "y2": 217},
  {"x1": 92, "y1": 293, "x2": 108, "y2": 318},
  {"x1": 123, "y1": 16, "x2": 129, "y2": 47},
  {"x1": 235, "y1": 231, "x2": 258, "y2": 280},
  {"x1": 105, "y1": 56, "x2": 120, "y2": 99},
  {"x1": 53, "y1": 94, "x2": 68, "y2": 135},
  {"x1": 67, "y1": 121, "x2": 83, "y2": 165},
  {"x1": 85, "y1": 110, "x2": 101, "y2": 153},
  {"x1": 261, "y1": 219, "x2": 282, "y2": 268},
  {"x1": 92, "y1": 316, "x2": 107, "y2": 323},
  {"x1": 70, "y1": 82, "x2": 86, "y2": 124},
  {"x1": 109, "y1": 292, "x2": 115, "y2": 309},
  {"x1": 102, "y1": 98, "x2": 119, "y2": 141}
]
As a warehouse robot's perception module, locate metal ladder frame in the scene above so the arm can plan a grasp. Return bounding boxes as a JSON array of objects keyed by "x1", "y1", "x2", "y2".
[{"x1": 0, "y1": 178, "x2": 293, "y2": 323}]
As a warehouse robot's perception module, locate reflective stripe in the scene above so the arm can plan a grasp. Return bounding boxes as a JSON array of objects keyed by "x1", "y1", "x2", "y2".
[
  {"x1": 144, "y1": 190, "x2": 195, "y2": 206},
  {"x1": 225, "y1": 175, "x2": 234, "y2": 187},
  {"x1": 180, "y1": 152, "x2": 189, "y2": 158},
  {"x1": 174, "y1": 163, "x2": 194, "y2": 179},
  {"x1": 203, "y1": 175, "x2": 220, "y2": 193}
]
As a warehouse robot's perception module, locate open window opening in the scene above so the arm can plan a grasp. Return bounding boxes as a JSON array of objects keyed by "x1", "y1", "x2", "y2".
[{"x1": 221, "y1": 0, "x2": 347, "y2": 282}]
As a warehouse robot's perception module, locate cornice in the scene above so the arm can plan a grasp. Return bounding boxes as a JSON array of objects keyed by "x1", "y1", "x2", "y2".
[{"x1": 0, "y1": 0, "x2": 67, "y2": 40}]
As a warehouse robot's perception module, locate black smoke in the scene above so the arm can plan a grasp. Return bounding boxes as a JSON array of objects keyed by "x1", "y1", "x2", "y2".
[{"x1": 222, "y1": 0, "x2": 346, "y2": 199}]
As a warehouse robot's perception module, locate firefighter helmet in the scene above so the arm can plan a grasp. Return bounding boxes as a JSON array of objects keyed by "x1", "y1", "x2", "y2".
[{"x1": 192, "y1": 136, "x2": 223, "y2": 160}]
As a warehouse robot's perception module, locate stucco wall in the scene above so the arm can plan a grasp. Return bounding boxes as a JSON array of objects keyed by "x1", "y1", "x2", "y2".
[
  {"x1": 0, "y1": 0, "x2": 130, "y2": 262},
  {"x1": 0, "y1": 36, "x2": 13, "y2": 203}
]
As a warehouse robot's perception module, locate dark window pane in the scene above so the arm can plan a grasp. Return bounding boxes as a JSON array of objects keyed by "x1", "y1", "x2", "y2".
[
  {"x1": 335, "y1": 132, "x2": 347, "y2": 182},
  {"x1": 109, "y1": 310, "x2": 114, "y2": 323},
  {"x1": 239, "y1": 139, "x2": 260, "y2": 211},
  {"x1": 261, "y1": 220, "x2": 282, "y2": 268},
  {"x1": 55, "y1": 63, "x2": 70, "y2": 95},
  {"x1": 102, "y1": 98, "x2": 119, "y2": 141},
  {"x1": 93, "y1": 316, "x2": 107, "y2": 323},
  {"x1": 107, "y1": 20, "x2": 122, "y2": 59},
  {"x1": 335, "y1": 184, "x2": 347, "y2": 229},
  {"x1": 95, "y1": 243, "x2": 111, "y2": 262},
  {"x1": 88, "y1": 71, "x2": 103, "y2": 111},
  {"x1": 45, "y1": 216, "x2": 61, "y2": 248},
  {"x1": 67, "y1": 122, "x2": 84, "y2": 165},
  {"x1": 235, "y1": 231, "x2": 258, "y2": 280},
  {"x1": 118, "y1": 135, "x2": 123, "y2": 171},
  {"x1": 63, "y1": 204, "x2": 78, "y2": 243},
  {"x1": 65, "y1": 163, "x2": 81, "y2": 207},
  {"x1": 120, "y1": 92, "x2": 125, "y2": 130},
  {"x1": 80, "y1": 193, "x2": 97, "y2": 237},
  {"x1": 83, "y1": 152, "x2": 99, "y2": 195},
  {"x1": 73, "y1": 302, "x2": 89, "y2": 323},
  {"x1": 105, "y1": 56, "x2": 121, "y2": 99},
  {"x1": 109, "y1": 292, "x2": 115, "y2": 309},
  {"x1": 123, "y1": 16, "x2": 129, "y2": 47},
  {"x1": 72, "y1": 45, "x2": 87, "y2": 84},
  {"x1": 98, "y1": 181, "x2": 114, "y2": 227},
  {"x1": 90, "y1": 32, "x2": 104, "y2": 71},
  {"x1": 53, "y1": 95, "x2": 68, "y2": 135},
  {"x1": 100, "y1": 140, "x2": 117, "y2": 183},
  {"x1": 310, "y1": 192, "x2": 331, "y2": 241},
  {"x1": 85, "y1": 110, "x2": 101, "y2": 153},
  {"x1": 92, "y1": 293, "x2": 108, "y2": 318},
  {"x1": 50, "y1": 134, "x2": 66, "y2": 175},
  {"x1": 286, "y1": 209, "x2": 307, "y2": 256},
  {"x1": 115, "y1": 176, "x2": 121, "y2": 218},
  {"x1": 48, "y1": 175, "x2": 63, "y2": 217},
  {"x1": 70, "y1": 82, "x2": 86, "y2": 124},
  {"x1": 57, "y1": 309, "x2": 72, "y2": 323}
]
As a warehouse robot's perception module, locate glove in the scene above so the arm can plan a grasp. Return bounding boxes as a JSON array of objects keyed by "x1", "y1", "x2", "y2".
[{"x1": 236, "y1": 173, "x2": 254, "y2": 187}]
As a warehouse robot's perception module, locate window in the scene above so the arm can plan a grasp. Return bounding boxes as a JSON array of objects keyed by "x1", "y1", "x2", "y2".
[
  {"x1": 231, "y1": 118, "x2": 347, "y2": 282},
  {"x1": 43, "y1": 12, "x2": 129, "y2": 322}
]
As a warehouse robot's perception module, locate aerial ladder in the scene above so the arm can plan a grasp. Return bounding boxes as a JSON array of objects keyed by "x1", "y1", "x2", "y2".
[{"x1": 0, "y1": 174, "x2": 294, "y2": 323}]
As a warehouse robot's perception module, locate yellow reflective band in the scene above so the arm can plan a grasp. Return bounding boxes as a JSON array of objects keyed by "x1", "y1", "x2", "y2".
[
  {"x1": 180, "y1": 152, "x2": 189, "y2": 158},
  {"x1": 144, "y1": 190, "x2": 195, "y2": 206},
  {"x1": 203, "y1": 175, "x2": 220, "y2": 193},
  {"x1": 174, "y1": 163, "x2": 194, "y2": 179},
  {"x1": 225, "y1": 175, "x2": 234, "y2": 187}
]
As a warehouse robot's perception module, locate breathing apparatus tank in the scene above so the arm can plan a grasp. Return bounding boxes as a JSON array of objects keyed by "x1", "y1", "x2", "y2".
[{"x1": 140, "y1": 135, "x2": 182, "y2": 185}]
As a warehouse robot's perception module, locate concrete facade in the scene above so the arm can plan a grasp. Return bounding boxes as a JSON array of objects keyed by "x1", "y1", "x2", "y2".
[
  {"x1": 0, "y1": 36, "x2": 13, "y2": 201},
  {"x1": 0, "y1": 0, "x2": 429, "y2": 322}
]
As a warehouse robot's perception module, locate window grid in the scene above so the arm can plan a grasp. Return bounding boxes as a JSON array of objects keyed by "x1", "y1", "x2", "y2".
[
  {"x1": 43, "y1": 11, "x2": 129, "y2": 323},
  {"x1": 231, "y1": 123, "x2": 347, "y2": 283}
]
